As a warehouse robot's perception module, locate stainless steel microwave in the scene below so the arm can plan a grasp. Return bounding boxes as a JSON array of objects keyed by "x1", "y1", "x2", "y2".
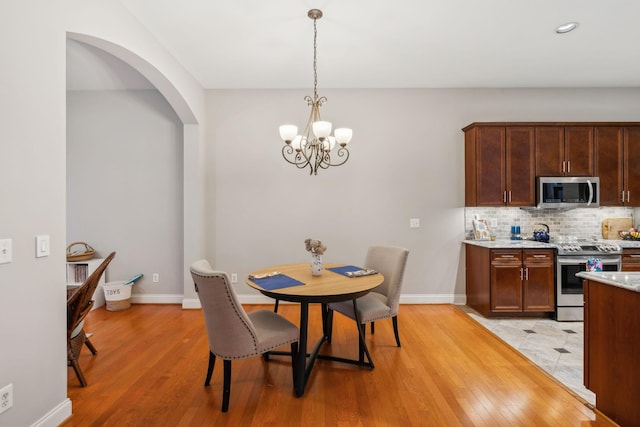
[{"x1": 537, "y1": 177, "x2": 600, "y2": 208}]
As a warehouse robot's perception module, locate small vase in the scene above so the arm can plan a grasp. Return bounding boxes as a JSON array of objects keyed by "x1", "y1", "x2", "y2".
[{"x1": 310, "y1": 254, "x2": 323, "y2": 276}]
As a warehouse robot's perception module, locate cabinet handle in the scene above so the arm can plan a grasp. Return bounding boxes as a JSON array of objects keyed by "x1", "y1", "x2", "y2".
[
  {"x1": 562, "y1": 161, "x2": 565, "y2": 173},
  {"x1": 520, "y1": 268, "x2": 523, "y2": 281},
  {"x1": 628, "y1": 255, "x2": 640, "y2": 258},
  {"x1": 500, "y1": 255, "x2": 516, "y2": 258},
  {"x1": 508, "y1": 191, "x2": 512, "y2": 203},
  {"x1": 525, "y1": 267, "x2": 529, "y2": 280},
  {"x1": 622, "y1": 190, "x2": 626, "y2": 203},
  {"x1": 532, "y1": 255, "x2": 547, "y2": 258},
  {"x1": 567, "y1": 161, "x2": 570, "y2": 173},
  {"x1": 627, "y1": 191, "x2": 631, "y2": 203}
]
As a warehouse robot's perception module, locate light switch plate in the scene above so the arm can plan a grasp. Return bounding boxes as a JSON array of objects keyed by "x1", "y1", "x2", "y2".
[
  {"x1": 36, "y1": 235, "x2": 50, "y2": 258},
  {"x1": 0, "y1": 239, "x2": 12, "y2": 264},
  {"x1": 409, "y1": 218, "x2": 421, "y2": 228}
]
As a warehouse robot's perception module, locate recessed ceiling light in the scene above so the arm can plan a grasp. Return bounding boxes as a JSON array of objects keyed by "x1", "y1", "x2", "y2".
[{"x1": 555, "y1": 22, "x2": 579, "y2": 34}]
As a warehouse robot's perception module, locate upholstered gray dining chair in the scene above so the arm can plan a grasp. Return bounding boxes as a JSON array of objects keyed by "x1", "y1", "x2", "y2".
[
  {"x1": 190, "y1": 260, "x2": 299, "y2": 412},
  {"x1": 327, "y1": 245, "x2": 409, "y2": 347}
]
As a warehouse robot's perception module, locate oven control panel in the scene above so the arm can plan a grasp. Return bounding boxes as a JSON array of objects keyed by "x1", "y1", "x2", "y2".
[{"x1": 557, "y1": 243, "x2": 621, "y2": 255}]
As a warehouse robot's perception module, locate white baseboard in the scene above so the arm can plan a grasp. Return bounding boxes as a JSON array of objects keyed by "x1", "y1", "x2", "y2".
[
  {"x1": 182, "y1": 298, "x2": 201, "y2": 309},
  {"x1": 130, "y1": 293, "x2": 184, "y2": 304},
  {"x1": 31, "y1": 398, "x2": 72, "y2": 427},
  {"x1": 188, "y1": 293, "x2": 466, "y2": 306}
]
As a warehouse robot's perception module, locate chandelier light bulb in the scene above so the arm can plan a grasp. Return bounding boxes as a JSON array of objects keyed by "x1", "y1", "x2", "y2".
[
  {"x1": 334, "y1": 128, "x2": 353, "y2": 145},
  {"x1": 312, "y1": 121, "x2": 332, "y2": 139},
  {"x1": 279, "y1": 125, "x2": 298, "y2": 143},
  {"x1": 291, "y1": 135, "x2": 304, "y2": 151},
  {"x1": 323, "y1": 136, "x2": 336, "y2": 151}
]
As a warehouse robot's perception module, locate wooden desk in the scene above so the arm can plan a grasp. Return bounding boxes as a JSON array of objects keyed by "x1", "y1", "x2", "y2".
[{"x1": 246, "y1": 263, "x2": 383, "y2": 397}]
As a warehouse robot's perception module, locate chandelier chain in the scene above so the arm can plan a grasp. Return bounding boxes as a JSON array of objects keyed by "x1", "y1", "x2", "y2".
[{"x1": 313, "y1": 16, "x2": 318, "y2": 101}]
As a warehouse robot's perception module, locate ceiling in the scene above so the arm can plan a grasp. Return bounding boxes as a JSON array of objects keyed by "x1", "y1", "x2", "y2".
[{"x1": 69, "y1": 0, "x2": 640, "y2": 90}]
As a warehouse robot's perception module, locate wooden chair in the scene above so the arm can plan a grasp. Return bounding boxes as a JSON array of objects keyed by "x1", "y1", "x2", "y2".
[
  {"x1": 67, "y1": 252, "x2": 116, "y2": 387},
  {"x1": 327, "y1": 245, "x2": 409, "y2": 349},
  {"x1": 190, "y1": 260, "x2": 299, "y2": 412}
]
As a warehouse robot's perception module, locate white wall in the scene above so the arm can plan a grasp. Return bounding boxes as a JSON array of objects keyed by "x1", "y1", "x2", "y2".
[
  {"x1": 206, "y1": 88, "x2": 640, "y2": 303},
  {"x1": 0, "y1": 1, "x2": 205, "y2": 425},
  {"x1": 67, "y1": 90, "x2": 184, "y2": 300},
  {"x1": 0, "y1": 3, "x2": 68, "y2": 426}
]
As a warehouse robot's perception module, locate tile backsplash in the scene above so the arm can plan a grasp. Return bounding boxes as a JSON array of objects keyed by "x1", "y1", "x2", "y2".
[{"x1": 465, "y1": 206, "x2": 639, "y2": 241}]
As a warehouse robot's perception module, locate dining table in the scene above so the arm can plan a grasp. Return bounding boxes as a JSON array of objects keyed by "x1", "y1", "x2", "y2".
[{"x1": 246, "y1": 262, "x2": 384, "y2": 397}]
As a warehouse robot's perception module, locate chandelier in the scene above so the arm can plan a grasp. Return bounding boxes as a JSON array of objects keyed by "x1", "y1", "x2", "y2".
[{"x1": 279, "y1": 9, "x2": 352, "y2": 175}]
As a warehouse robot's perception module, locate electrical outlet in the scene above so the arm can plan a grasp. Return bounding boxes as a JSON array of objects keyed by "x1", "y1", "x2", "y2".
[
  {"x1": 409, "y1": 218, "x2": 420, "y2": 228},
  {"x1": 0, "y1": 239, "x2": 12, "y2": 264},
  {"x1": 152, "y1": 273, "x2": 159, "y2": 283},
  {"x1": 231, "y1": 273, "x2": 238, "y2": 283},
  {"x1": 0, "y1": 384, "x2": 13, "y2": 415}
]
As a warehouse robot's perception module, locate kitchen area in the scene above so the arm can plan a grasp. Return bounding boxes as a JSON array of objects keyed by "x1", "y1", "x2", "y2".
[
  {"x1": 462, "y1": 122, "x2": 640, "y2": 426},
  {"x1": 463, "y1": 207, "x2": 640, "y2": 426},
  {"x1": 464, "y1": 202, "x2": 640, "y2": 321}
]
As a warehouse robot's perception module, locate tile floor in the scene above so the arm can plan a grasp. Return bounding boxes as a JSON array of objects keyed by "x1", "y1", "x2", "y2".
[{"x1": 459, "y1": 306, "x2": 595, "y2": 405}]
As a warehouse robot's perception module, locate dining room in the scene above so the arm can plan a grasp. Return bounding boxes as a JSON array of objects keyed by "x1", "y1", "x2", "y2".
[{"x1": 6, "y1": 2, "x2": 640, "y2": 426}]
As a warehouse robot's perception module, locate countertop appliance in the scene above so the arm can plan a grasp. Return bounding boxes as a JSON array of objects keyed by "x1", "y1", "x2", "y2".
[
  {"x1": 537, "y1": 176, "x2": 600, "y2": 209},
  {"x1": 556, "y1": 242, "x2": 621, "y2": 321}
]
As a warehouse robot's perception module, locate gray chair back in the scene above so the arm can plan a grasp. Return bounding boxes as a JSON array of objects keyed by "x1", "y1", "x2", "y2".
[
  {"x1": 190, "y1": 259, "x2": 260, "y2": 360},
  {"x1": 365, "y1": 245, "x2": 409, "y2": 316}
]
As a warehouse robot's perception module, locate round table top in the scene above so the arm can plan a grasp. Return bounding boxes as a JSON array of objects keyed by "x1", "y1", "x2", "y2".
[{"x1": 246, "y1": 263, "x2": 384, "y2": 303}]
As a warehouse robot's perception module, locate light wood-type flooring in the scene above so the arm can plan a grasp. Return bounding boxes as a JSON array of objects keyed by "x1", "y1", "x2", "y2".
[{"x1": 62, "y1": 304, "x2": 616, "y2": 426}]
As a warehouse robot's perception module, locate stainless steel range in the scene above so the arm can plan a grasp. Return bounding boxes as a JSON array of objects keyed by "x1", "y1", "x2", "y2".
[{"x1": 556, "y1": 242, "x2": 622, "y2": 321}]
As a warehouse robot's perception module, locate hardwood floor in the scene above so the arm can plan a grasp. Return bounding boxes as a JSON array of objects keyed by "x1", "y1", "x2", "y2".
[{"x1": 62, "y1": 304, "x2": 616, "y2": 426}]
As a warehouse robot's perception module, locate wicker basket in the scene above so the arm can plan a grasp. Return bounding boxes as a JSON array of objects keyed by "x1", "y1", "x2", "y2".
[
  {"x1": 103, "y1": 281, "x2": 132, "y2": 312},
  {"x1": 66, "y1": 242, "x2": 96, "y2": 262}
]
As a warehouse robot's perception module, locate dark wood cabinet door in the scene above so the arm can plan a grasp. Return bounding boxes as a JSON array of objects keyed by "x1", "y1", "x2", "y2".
[
  {"x1": 506, "y1": 127, "x2": 535, "y2": 206},
  {"x1": 535, "y1": 127, "x2": 564, "y2": 176},
  {"x1": 624, "y1": 127, "x2": 640, "y2": 206},
  {"x1": 595, "y1": 127, "x2": 624, "y2": 206},
  {"x1": 490, "y1": 250, "x2": 523, "y2": 312},
  {"x1": 522, "y1": 250, "x2": 555, "y2": 312},
  {"x1": 564, "y1": 126, "x2": 595, "y2": 176},
  {"x1": 622, "y1": 249, "x2": 640, "y2": 271},
  {"x1": 475, "y1": 127, "x2": 506, "y2": 206}
]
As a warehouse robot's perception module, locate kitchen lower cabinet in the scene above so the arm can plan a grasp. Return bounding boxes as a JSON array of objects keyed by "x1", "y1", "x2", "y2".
[
  {"x1": 466, "y1": 244, "x2": 555, "y2": 317},
  {"x1": 583, "y1": 278, "x2": 640, "y2": 426},
  {"x1": 622, "y1": 248, "x2": 640, "y2": 271}
]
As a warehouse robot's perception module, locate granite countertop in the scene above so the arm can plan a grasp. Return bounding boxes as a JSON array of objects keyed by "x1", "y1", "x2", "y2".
[
  {"x1": 462, "y1": 239, "x2": 554, "y2": 249},
  {"x1": 463, "y1": 239, "x2": 640, "y2": 249},
  {"x1": 576, "y1": 271, "x2": 640, "y2": 293}
]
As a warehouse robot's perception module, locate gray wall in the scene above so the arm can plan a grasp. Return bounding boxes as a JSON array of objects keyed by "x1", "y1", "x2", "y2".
[
  {"x1": 67, "y1": 90, "x2": 184, "y2": 299},
  {"x1": 1, "y1": 2, "x2": 205, "y2": 425},
  {"x1": 206, "y1": 88, "x2": 640, "y2": 302}
]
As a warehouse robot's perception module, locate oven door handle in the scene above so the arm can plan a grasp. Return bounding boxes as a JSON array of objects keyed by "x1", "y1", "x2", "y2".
[{"x1": 557, "y1": 256, "x2": 622, "y2": 265}]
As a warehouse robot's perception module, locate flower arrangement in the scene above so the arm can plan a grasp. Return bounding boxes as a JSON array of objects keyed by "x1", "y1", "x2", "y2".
[{"x1": 304, "y1": 238, "x2": 326, "y2": 255}]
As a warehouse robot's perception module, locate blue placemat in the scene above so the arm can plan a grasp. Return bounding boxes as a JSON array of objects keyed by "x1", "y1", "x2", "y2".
[
  {"x1": 327, "y1": 265, "x2": 364, "y2": 276},
  {"x1": 250, "y1": 274, "x2": 304, "y2": 290}
]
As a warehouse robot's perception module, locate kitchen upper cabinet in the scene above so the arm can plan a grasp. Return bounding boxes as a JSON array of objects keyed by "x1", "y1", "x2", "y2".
[
  {"x1": 464, "y1": 125, "x2": 535, "y2": 206},
  {"x1": 596, "y1": 126, "x2": 640, "y2": 206},
  {"x1": 535, "y1": 126, "x2": 595, "y2": 176}
]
